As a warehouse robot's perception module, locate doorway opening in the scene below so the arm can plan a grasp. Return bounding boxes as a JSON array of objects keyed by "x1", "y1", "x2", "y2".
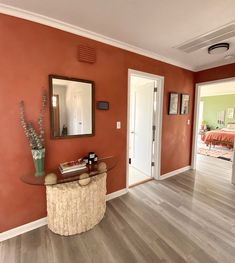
[
  {"x1": 192, "y1": 78, "x2": 235, "y2": 183},
  {"x1": 127, "y1": 69, "x2": 164, "y2": 187}
]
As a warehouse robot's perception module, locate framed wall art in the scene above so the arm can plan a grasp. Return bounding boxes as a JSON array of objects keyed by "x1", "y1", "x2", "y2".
[
  {"x1": 180, "y1": 94, "x2": 190, "y2": 115},
  {"x1": 227, "y1": 108, "x2": 234, "y2": 119},
  {"x1": 168, "y1": 92, "x2": 179, "y2": 115}
]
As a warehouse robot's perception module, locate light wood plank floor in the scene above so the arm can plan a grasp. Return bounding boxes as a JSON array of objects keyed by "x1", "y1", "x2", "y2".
[{"x1": 1, "y1": 155, "x2": 235, "y2": 263}]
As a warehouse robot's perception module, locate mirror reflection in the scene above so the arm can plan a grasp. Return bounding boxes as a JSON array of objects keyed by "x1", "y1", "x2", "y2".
[{"x1": 49, "y1": 75, "x2": 94, "y2": 138}]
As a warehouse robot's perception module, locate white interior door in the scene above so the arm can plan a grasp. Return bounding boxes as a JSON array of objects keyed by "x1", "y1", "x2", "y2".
[
  {"x1": 72, "y1": 93, "x2": 83, "y2": 134},
  {"x1": 130, "y1": 82, "x2": 154, "y2": 176},
  {"x1": 67, "y1": 91, "x2": 83, "y2": 135}
]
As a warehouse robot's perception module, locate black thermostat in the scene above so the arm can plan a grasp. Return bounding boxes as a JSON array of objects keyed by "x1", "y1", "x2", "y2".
[{"x1": 96, "y1": 101, "x2": 109, "y2": 110}]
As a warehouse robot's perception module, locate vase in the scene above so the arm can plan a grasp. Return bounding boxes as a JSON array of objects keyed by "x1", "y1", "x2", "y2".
[{"x1": 31, "y1": 148, "x2": 45, "y2": 176}]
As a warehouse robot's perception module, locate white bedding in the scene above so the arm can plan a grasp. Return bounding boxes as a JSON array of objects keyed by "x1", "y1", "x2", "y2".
[{"x1": 221, "y1": 128, "x2": 235, "y2": 132}]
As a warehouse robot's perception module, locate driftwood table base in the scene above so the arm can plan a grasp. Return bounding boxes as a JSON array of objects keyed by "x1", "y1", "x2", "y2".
[{"x1": 46, "y1": 172, "x2": 107, "y2": 236}]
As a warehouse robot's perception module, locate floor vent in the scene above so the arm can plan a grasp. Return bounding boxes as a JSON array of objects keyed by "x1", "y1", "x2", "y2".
[{"x1": 174, "y1": 23, "x2": 235, "y2": 53}]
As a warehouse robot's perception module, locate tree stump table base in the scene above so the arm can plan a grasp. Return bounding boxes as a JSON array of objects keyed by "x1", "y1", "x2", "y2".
[{"x1": 46, "y1": 173, "x2": 107, "y2": 236}]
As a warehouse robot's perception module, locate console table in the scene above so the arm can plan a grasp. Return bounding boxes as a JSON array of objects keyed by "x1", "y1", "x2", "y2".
[{"x1": 21, "y1": 156, "x2": 117, "y2": 236}]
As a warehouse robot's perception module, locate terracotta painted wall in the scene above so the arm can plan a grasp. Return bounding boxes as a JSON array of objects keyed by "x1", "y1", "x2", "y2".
[
  {"x1": 0, "y1": 14, "x2": 194, "y2": 232},
  {"x1": 195, "y1": 63, "x2": 235, "y2": 83}
]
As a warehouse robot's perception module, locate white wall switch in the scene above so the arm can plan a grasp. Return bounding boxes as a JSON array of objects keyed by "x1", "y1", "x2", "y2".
[{"x1": 116, "y1": 121, "x2": 121, "y2": 129}]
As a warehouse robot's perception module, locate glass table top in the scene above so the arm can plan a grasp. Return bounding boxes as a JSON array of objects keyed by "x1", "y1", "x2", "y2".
[{"x1": 21, "y1": 156, "x2": 117, "y2": 186}]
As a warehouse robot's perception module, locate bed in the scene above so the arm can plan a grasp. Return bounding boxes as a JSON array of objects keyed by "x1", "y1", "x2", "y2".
[{"x1": 202, "y1": 123, "x2": 235, "y2": 149}]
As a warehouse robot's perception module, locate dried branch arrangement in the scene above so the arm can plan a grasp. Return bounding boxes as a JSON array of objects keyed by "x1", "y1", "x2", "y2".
[{"x1": 19, "y1": 93, "x2": 47, "y2": 150}]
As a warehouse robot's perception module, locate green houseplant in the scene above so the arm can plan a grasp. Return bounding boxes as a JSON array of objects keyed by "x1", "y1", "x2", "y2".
[{"x1": 19, "y1": 93, "x2": 47, "y2": 176}]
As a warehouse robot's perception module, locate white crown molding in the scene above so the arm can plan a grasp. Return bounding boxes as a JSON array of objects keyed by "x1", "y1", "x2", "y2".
[
  {"x1": 160, "y1": 165, "x2": 191, "y2": 180},
  {"x1": 194, "y1": 59, "x2": 235, "y2": 72},
  {"x1": 0, "y1": 3, "x2": 193, "y2": 71}
]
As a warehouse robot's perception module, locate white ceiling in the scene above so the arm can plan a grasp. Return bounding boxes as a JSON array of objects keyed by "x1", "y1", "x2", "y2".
[
  {"x1": 1, "y1": 0, "x2": 235, "y2": 71},
  {"x1": 201, "y1": 80, "x2": 235, "y2": 97}
]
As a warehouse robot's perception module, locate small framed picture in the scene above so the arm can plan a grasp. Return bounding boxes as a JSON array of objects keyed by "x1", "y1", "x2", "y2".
[
  {"x1": 180, "y1": 94, "x2": 190, "y2": 115},
  {"x1": 227, "y1": 108, "x2": 234, "y2": 119},
  {"x1": 168, "y1": 92, "x2": 179, "y2": 115}
]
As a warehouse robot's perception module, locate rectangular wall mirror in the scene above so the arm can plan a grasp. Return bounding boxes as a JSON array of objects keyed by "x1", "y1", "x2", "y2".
[{"x1": 49, "y1": 75, "x2": 95, "y2": 138}]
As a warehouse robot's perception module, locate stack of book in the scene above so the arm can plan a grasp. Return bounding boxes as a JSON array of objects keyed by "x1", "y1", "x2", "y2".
[{"x1": 59, "y1": 159, "x2": 87, "y2": 174}]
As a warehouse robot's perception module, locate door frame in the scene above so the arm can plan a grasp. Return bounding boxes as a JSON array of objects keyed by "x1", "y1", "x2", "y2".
[
  {"x1": 126, "y1": 69, "x2": 164, "y2": 188},
  {"x1": 191, "y1": 77, "x2": 235, "y2": 169}
]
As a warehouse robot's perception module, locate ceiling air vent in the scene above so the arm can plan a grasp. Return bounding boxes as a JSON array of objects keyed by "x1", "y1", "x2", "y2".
[{"x1": 174, "y1": 23, "x2": 235, "y2": 53}]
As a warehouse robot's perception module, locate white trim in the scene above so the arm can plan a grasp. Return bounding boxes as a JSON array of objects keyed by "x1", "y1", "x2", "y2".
[
  {"x1": 191, "y1": 77, "x2": 235, "y2": 169},
  {"x1": 126, "y1": 69, "x2": 164, "y2": 187},
  {"x1": 0, "y1": 217, "x2": 47, "y2": 242},
  {"x1": 1, "y1": 4, "x2": 235, "y2": 72},
  {"x1": 0, "y1": 189, "x2": 128, "y2": 242},
  {"x1": 194, "y1": 77, "x2": 235, "y2": 86},
  {"x1": 191, "y1": 83, "x2": 201, "y2": 169},
  {"x1": 160, "y1": 166, "x2": 191, "y2": 180},
  {"x1": 155, "y1": 77, "x2": 164, "y2": 180},
  {"x1": 0, "y1": 3, "x2": 193, "y2": 71},
  {"x1": 126, "y1": 71, "x2": 131, "y2": 188},
  {"x1": 106, "y1": 188, "x2": 128, "y2": 201},
  {"x1": 232, "y1": 151, "x2": 235, "y2": 184},
  {"x1": 194, "y1": 60, "x2": 235, "y2": 72}
]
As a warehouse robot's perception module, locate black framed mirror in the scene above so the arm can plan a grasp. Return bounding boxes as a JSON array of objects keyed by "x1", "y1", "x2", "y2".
[{"x1": 49, "y1": 75, "x2": 95, "y2": 139}]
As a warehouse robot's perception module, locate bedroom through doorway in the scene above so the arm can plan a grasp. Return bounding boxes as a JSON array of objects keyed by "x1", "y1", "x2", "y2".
[{"x1": 192, "y1": 78, "x2": 235, "y2": 183}]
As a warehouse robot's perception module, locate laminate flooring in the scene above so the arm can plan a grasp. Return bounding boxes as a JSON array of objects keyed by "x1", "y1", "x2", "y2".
[{"x1": 1, "y1": 155, "x2": 235, "y2": 263}]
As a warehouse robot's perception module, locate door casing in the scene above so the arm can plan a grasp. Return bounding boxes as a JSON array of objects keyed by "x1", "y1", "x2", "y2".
[
  {"x1": 126, "y1": 69, "x2": 164, "y2": 188},
  {"x1": 192, "y1": 77, "x2": 235, "y2": 170}
]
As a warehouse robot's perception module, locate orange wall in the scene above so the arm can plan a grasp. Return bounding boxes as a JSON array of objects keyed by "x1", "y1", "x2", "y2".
[
  {"x1": 0, "y1": 14, "x2": 194, "y2": 232},
  {"x1": 195, "y1": 63, "x2": 235, "y2": 83}
]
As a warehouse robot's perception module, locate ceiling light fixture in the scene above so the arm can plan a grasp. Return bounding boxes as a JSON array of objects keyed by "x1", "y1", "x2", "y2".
[{"x1": 208, "y1": 43, "x2": 229, "y2": 55}]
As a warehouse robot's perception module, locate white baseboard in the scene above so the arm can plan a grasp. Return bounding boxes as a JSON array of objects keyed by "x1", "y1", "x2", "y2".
[
  {"x1": 0, "y1": 217, "x2": 47, "y2": 242},
  {"x1": 0, "y1": 188, "x2": 128, "y2": 242},
  {"x1": 160, "y1": 165, "x2": 191, "y2": 180},
  {"x1": 106, "y1": 188, "x2": 128, "y2": 201}
]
